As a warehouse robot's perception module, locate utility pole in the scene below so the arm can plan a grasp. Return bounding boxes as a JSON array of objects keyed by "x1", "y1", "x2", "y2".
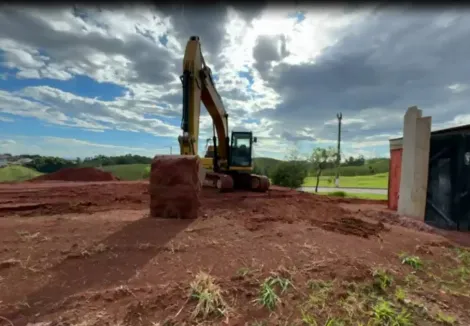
[
  {"x1": 335, "y1": 112, "x2": 342, "y2": 188},
  {"x1": 170, "y1": 146, "x2": 173, "y2": 155}
]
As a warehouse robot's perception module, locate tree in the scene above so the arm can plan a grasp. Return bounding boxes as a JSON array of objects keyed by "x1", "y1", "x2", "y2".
[
  {"x1": 25, "y1": 156, "x2": 75, "y2": 173},
  {"x1": 271, "y1": 147, "x2": 309, "y2": 189},
  {"x1": 343, "y1": 155, "x2": 365, "y2": 167},
  {"x1": 309, "y1": 147, "x2": 337, "y2": 193}
]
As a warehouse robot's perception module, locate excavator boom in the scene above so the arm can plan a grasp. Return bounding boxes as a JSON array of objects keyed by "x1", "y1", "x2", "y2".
[
  {"x1": 149, "y1": 36, "x2": 270, "y2": 218},
  {"x1": 179, "y1": 36, "x2": 229, "y2": 167}
]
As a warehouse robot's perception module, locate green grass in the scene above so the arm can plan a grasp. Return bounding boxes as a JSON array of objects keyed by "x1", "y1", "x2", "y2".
[
  {"x1": 0, "y1": 165, "x2": 43, "y2": 182},
  {"x1": 319, "y1": 191, "x2": 387, "y2": 201},
  {"x1": 99, "y1": 164, "x2": 390, "y2": 191},
  {"x1": 303, "y1": 173, "x2": 388, "y2": 189},
  {"x1": 101, "y1": 164, "x2": 150, "y2": 181}
]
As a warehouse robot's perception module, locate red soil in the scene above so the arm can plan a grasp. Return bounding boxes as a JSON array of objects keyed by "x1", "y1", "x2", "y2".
[
  {"x1": 30, "y1": 167, "x2": 118, "y2": 182},
  {"x1": 149, "y1": 155, "x2": 201, "y2": 219},
  {"x1": 0, "y1": 180, "x2": 468, "y2": 326}
]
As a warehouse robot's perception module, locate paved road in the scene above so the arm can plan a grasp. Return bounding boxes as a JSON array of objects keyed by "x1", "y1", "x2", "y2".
[{"x1": 298, "y1": 186, "x2": 387, "y2": 195}]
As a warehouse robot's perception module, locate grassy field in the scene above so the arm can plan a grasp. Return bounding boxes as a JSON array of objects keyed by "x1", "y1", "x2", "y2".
[
  {"x1": 0, "y1": 162, "x2": 390, "y2": 192},
  {"x1": 101, "y1": 164, "x2": 150, "y2": 181},
  {"x1": 319, "y1": 191, "x2": 387, "y2": 201},
  {"x1": 303, "y1": 173, "x2": 388, "y2": 189},
  {"x1": 98, "y1": 164, "x2": 390, "y2": 190},
  {"x1": 0, "y1": 165, "x2": 43, "y2": 182}
]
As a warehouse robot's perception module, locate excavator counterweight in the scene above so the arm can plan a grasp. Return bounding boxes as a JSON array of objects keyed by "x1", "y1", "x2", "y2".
[{"x1": 149, "y1": 36, "x2": 270, "y2": 218}]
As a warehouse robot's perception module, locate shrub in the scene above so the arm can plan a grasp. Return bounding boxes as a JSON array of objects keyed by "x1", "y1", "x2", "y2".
[
  {"x1": 271, "y1": 161, "x2": 308, "y2": 188},
  {"x1": 328, "y1": 191, "x2": 346, "y2": 197}
]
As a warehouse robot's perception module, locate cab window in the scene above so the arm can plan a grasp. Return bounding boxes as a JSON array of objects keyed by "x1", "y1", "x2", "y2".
[{"x1": 231, "y1": 133, "x2": 252, "y2": 167}]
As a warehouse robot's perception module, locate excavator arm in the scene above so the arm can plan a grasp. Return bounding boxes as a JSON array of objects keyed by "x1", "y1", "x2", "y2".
[
  {"x1": 149, "y1": 36, "x2": 269, "y2": 219},
  {"x1": 178, "y1": 36, "x2": 229, "y2": 169},
  {"x1": 174, "y1": 35, "x2": 270, "y2": 193}
]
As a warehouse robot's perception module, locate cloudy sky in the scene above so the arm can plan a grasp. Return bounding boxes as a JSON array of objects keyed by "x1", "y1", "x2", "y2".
[{"x1": 0, "y1": 5, "x2": 469, "y2": 160}]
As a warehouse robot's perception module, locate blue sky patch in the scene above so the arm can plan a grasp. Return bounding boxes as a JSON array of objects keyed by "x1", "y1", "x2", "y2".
[
  {"x1": 159, "y1": 34, "x2": 168, "y2": 46},
  {"x1": 0, "y1": 71, "x2": 126, "y2": 101},
  {"x1": 238, "y1": 71, "x2": 254, "y2": 88},
  {"x1": 0, "y1": 115, "x2": 177, "y2": 151},
  {"x1": 288, "y1": 11, "x2": 306, "y2": 24}
]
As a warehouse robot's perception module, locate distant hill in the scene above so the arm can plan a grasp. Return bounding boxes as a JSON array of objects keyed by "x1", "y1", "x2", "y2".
[
  {"x1": 253, "y1": 157, "x2": 282, "y2": 176},
  {"x1": 0, "y1": 165, "x2": 43, "y2": 182}
]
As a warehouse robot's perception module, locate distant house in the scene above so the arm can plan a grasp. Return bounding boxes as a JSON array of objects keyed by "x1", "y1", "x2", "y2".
[
  {"x1": 10, "y1": 158, "x2": 33, "y2": 165},
  {"x1": 18, "y1": 158, "x2": 32, "y2": 164},
  {"x1": 0, "y1": 159, "x2": 7, "y2": 167}
]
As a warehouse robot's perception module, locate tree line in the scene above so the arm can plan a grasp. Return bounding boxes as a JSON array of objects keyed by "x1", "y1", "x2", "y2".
[
  {"x1": 253, "y1": 147, "x2": 390, "y2": 190},
  {"x1": 3, "y1": 149, "x2": 389, "y2": 189},
  {"x1": 1, "y1": 154, "x2": 154, "y2": 174}
]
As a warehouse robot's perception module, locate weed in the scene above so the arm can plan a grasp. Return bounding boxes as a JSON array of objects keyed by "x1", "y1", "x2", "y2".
[
  {"x1": 307, "y1": 279, "x2": 333, "y2": 291},
  {"x1": 256, "y1": 276, "x2": 291, "y2": 311},
  {"x1": 435, "y1": 311, "x2": 456, "y2": 325},
  {"x1": 400, "y1": 253, "x2": 423, "y2": 270},
  {"x1": 257, "y1": 280, "x2": 279, "y2": 310},
  {"x1": 300, "y1": 313, "x2": 346, "y2": 326},
  {"x1": 324, "y1": 318, "x2": 346, "y2": 326},
  {"x1": 301, "y1": 310, "x2": 318, "y2": 326},
  {"x1": 394, "y1": 287, "x2": 406, "y2": 302},
  {"x1": 189, "y1": 271, "x2": 227, "y2": 319},
  {"x1": 370, "y1": 300, "x2": 412, "y2": 326},
  {"x1": 340, "y1": 291, "x2": 368, "y2": 320},
  {"x1": 450, "y1": 266, "x2": 470, "y2": 281},
  {"x1": 236, "y1": 267, "x2": 253, "y2": 277},
  {"x1": 456, "y1": 248, "x2": 470, "y2": 265},
  {"x1": 372, "y1": 268, "x2": 393, "y2": 292},
  {"x1": 404, "y1": 273, "x2": 422, "y2": 288},
  {"x1": 305, "y1": 279, "x2": 334, "y2": 310}
]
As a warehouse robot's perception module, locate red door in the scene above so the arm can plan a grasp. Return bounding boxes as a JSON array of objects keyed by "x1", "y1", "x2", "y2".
[{"x1": 388, "y1": 149, "x2": 403, "y2": 210}]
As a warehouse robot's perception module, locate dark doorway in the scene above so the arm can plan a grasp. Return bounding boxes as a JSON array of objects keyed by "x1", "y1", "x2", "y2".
[{"x1": 425, "y1": 132, "x2": 470, "y2": 231}]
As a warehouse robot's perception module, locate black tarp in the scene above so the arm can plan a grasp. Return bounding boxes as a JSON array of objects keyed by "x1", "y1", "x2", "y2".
[{"x1": 425, "y1": 132, "x2": 470, "y2": 231}]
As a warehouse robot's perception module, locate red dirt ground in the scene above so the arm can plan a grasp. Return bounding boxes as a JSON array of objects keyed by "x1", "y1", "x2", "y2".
[
  {"x1": 30, "y1": 167, "x2": 118, "y2": 182},
  {"x1": 0, "y1": 181, "x2": 469, "y2": 325}
]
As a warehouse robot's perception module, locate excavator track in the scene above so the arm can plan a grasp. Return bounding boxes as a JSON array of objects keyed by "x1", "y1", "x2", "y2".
[
  {"x1": 249, "y1": 174, "x2": 271, "y2": 192},
  {"x1": 203, "y1": 171, "x2": 270, "y2": 193}
]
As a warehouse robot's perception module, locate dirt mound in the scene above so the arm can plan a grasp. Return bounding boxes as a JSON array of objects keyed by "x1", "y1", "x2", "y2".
[
  {"x1": 149, "y1": 155, "x2": 202, "y2": 219},
  {"x1": 318, "y1": 217, "x2": 389, "y2": 238},
  {"x1": 30, "y1": 167, "x2": 118, "y2": 182}
]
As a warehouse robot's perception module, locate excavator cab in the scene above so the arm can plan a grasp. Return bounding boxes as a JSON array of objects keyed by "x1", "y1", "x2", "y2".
[{"x1": 230, "y1": 131, "x2": 255, "y2": 168}]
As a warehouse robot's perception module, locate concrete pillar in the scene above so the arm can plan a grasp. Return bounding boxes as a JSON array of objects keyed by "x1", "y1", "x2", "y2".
[{"x1": 397, "y1": 106, "x2": 432, "y2": 219}]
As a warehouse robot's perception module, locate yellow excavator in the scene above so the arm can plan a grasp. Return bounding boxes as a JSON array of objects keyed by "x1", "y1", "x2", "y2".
[{"x1": 176, "y1": 35, "x2": 270, "y2": 192}]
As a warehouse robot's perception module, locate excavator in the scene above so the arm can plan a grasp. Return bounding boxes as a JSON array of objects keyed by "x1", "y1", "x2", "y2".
[{"x1": 175, "y1": 35, "x2": 270, "y2": 192}]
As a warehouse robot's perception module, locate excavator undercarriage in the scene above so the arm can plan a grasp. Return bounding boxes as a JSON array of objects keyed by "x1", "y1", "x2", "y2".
[{"x1": 203, "y1": 170, "x2": 270, "y2": 192}]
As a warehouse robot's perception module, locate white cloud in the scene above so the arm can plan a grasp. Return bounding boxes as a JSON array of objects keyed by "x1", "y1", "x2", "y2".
[
  {"x1": 0, "y1": 135, "x2": 170, "y2": 158},
  {"x1": 0, "y1": 115, "x2": 14, "y2": 122},
  {"x1": 1, "y1": 6, "x2": 469, "y2": 160}
]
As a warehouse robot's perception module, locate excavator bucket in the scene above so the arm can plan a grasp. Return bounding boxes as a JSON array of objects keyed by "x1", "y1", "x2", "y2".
[{"x1": 149, "y1": 155, "x2": 205, "y2": 219}]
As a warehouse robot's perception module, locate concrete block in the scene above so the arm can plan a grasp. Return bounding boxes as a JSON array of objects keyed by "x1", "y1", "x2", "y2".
[{"x1": 397, "y1": 106, "x2": 431, "y2": 219}]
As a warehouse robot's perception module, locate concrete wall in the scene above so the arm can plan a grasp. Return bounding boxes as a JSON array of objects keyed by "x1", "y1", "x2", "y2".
[{"x1": 397, "y1": 106, "x2": 432, "y2": 219}]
